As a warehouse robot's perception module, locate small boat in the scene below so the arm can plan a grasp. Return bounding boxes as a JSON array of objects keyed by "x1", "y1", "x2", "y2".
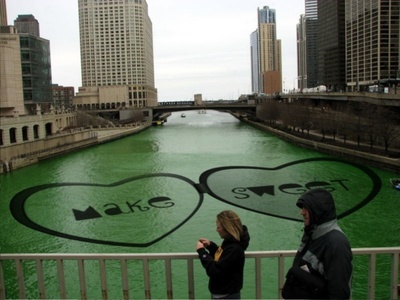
[
  {"x1": 181, "y1": 113, "x2": 186, "y2": 118},
  {"x1": 390, "y1": 178, "x2": 400, "y2": 190}
]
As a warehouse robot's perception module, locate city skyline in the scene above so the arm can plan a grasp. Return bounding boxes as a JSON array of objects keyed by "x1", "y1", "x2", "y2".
[{"x1": 6, "y1": 0, "x2": 305, "y2": 101}]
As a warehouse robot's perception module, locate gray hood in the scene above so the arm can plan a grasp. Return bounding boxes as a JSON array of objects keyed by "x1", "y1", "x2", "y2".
[{"x1": 296, "y1": 188, "x2": 337, "y2": 227}]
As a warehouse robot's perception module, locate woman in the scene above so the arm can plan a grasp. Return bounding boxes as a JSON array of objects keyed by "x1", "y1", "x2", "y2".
[{"x1": 196, "y1": 210, "x2": 250, "y2": 299}]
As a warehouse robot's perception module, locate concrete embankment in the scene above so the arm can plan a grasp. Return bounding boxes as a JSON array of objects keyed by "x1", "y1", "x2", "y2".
[
  {"x1": 95, "y1": 123, "x2": 152, "y2": 144},
  {"x1": 0, "y1": 123, "x2": 152, "y2": 173},
  {"x1": 234, "y1": 115, "x2": 399, "y2": 173}
]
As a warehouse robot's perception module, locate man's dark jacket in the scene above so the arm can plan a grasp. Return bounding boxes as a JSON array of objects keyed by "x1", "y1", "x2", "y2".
[{"x1": 285, "y1": 188, "x2": 353, "y2": 299}]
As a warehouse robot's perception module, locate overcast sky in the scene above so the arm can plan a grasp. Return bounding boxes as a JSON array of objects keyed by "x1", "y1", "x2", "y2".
[{"x1": 6, "y1": 0, "x2": 305, "y2": 101}]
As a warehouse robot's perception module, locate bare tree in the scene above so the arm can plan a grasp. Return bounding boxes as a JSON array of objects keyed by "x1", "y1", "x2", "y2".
[
  {"x1": 76, "y1": 111, "x2": 113, "y2": 128},
  {"x1": 336, "y1": 111, "x2": 351, "y2": 145},
  {"x1": 362, "y1": 103, "x2": 378, "y2": 150},
  {"x1": 257, "y1": 101, "x2": 281, "y2": 125},
  {"x1": 375, "y1": 106, "x2": 400, "y2": 155},
  {"x1": 347, "y1": 102, "x2": 364, "y2": 148},
  {"x1": 281, "y1": 103, "x2": 298, "y2": 131}
]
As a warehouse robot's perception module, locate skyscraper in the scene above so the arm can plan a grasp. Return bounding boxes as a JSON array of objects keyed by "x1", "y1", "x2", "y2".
[
  {"x1": 317, "y1": 0, "x2": 346, "y2": 92},
  {"x1": 1, "y1": 8, "x2": 52, "y2": 116},
  {"x1": 250, "y1": 30, "x2": 260, "y2": 93},
  {"x1": 296, "y1": 14, "x2": 307, "y2": 91},
  {"x1": 345, "y1": 0, "x2": 399, "y2": 91},
  {"x1": 13, "y1": 14, "x2": 52, "y2": 107},
  {"x1": 0, "y1": 0, "x2": 7, "y2": 26},
  {"x1": 250, "y1": 6, "x2": 282, "y2": 95},
  {"x1": 75, "y1": 0, "x2": 157, "y2": 109},
  {"x1": 305, "y1": 0, "x2": 318, "y2": 88},
  {"x1": 14, "y1": 14, "x2": 40, "y2": 36},
  {"x1": 19, "y1": 32, "x2": 52, "y2": 106}
]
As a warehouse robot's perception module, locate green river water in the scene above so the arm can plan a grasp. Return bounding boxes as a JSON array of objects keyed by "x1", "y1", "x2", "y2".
[{"x1": 0, "y1": 110, "x2": 399, "y2": 299}]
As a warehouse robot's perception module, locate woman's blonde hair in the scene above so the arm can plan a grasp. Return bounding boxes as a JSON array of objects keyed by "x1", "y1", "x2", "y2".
[{"x1": 217, "y1": 210, "x2": 243, "y2": 241}]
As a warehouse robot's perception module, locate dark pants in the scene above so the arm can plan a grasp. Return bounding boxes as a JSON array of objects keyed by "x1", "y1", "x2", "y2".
[{"x1": 211, "y1": 292, "x2": 241, "y2": 299}]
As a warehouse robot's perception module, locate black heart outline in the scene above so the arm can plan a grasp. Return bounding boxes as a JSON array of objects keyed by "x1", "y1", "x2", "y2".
[
  {"x1": 198, "y1": 157, "x2": 382, "y2": 221},
  {"x1": 10, "y1": 173, "x2": 203, "y2": 247}
]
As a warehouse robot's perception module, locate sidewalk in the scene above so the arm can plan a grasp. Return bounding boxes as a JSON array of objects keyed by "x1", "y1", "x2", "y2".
[{"x1": 245, "y1": 119, "x2": 400, "y2": 173}]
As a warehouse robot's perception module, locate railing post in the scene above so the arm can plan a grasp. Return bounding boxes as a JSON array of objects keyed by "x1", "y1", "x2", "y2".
[
  {"x1": 142, "y1": 258, "x2": 151, "y2": 299},
  {"x1": 56, "y1": 259, "x2": 67, "y2": 299},
  {"x1": 120, "y1": 259, "x2": 130, "y2": 300},
  {"x1": 255, "y1": 257, "x2": 262, "y2": 299},
  {"x1": 390, "y1": 253, "x2": 399, "y2": 300},
  {"x1": 99, "y1": 259, "x2": 108, "y2": 300},
  {"x1": 35, "y1": 258, "x2": 46, "y2": 299},
  {"x1": 278, "y1": 255, "x2": 285, "y2": 300},
  {"x1": 367, "y1": 253, "x2": 377, "y2": 300},
  {"x1": 165, "y1": 258, "x2": 173, "y2": 299},
  {"x1": 0, "y1": 260, "x2": 5, "y2": 300},
  {"x1": 187, "y1": 258, "x2": 195, "y2": 300},
  {"x1": 77, "y1": 259, "x2": 87, "y2": 300},
  {"x1": 15, "y1": 259, "x2": 26, "y2": 299}
]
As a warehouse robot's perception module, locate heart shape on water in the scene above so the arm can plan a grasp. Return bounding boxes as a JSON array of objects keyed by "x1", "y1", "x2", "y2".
[
  {"x1": 10, "y1": 173, "x2": 203, "y2": 247},
  {"x1": 199, "y1": 157, "x2": 381, "y2": 221}
]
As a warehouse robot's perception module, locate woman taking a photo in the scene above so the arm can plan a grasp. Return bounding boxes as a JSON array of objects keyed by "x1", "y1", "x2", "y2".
[{"x1": 196, "y1": 210, "x2": 250, "y2": 299}]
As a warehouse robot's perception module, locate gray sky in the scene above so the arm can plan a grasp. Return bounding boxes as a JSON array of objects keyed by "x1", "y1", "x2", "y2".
[{"x1": 6, "y1": 0, "x2": 305, "y2": 101}]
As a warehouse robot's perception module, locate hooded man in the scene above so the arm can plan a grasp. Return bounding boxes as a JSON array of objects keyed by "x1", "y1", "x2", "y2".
[{"x1": 282, "y1": 188, "x2": 353, "y2": 299}]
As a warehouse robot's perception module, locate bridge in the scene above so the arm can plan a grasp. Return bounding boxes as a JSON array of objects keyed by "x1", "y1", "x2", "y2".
[
  {"x1": 153, "y1": 101, "x2": 256, "y2": 111},
  {"x1": 280, "y1": 91, "x2": 400, "y2": 107},
  {"x1": 151, "y1": 101, "x2": 257, "y2": 122},
  {"x1": 81, "y1": 92, "x2": 400, "y2": 125}
]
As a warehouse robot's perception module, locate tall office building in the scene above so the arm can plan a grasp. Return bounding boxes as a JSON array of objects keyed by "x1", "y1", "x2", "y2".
[
  {"x1": 317, "y1": 0, "x2": 346, "y2": 92},
  {"x1": 250, "y1": 6, "x2": 282, "y2": 95},
  {"x1": 296, "y1": 14, "x2": 307, "y2": 91},
  {"x1": 1, "y1": 8, "x2": 51, "y2": 116},
  {"x1": 14, "y1": 15, "x2": 40, "y2": 37},
  {"x1": 0, "y1": 0, "x2": 7, "y2": 26},
  {"x1": 305, "y1": 0, "x2": 318, "y2": 88},
  {"x1": 250, "y1": 30, "x2": 260, "y2": 93},
  {"x1": 75, "y1": 0, "x2": 157, "y2": 109},
  {"x1": 19, "y1": 33, "x2": 52, "y2": 107},
  {"x1": 345, "y1": 0, "x2": 400, "y2": 91},
  {"x1": 13, "y1": 14, "x2": 52, "y2": 108}
]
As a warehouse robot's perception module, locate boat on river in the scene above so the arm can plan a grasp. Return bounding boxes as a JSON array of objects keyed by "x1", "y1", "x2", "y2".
[
  {"x1": 390, "y1": 178, "x2": 400, "y2": 190},
  {"x1": 181, "y1": 113, "x2": 186, "y2": 118}
]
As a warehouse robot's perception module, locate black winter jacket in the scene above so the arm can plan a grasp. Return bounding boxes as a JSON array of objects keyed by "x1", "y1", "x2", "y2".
[
  {"x1": 197, "y1": 225, "x2": 250, "y2": 295},
  {"x1": 291, "y1": 188, "x2": 353, "y2": 299}
]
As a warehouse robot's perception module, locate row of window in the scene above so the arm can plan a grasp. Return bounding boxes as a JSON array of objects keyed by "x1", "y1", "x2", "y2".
[{"x1": 0, "y1": 126, "x2": 39, "y2": 146}]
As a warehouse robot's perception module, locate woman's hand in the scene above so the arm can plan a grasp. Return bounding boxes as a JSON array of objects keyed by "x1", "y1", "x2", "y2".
[
  {"x1": 198, "y1": 238, "x2": 210, "y2": 247},
  {"x1": 196, "y1": 241, "x2": 205, "y2": 250}
]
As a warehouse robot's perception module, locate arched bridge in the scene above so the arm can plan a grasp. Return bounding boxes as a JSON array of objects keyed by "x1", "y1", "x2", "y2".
[{"x1": 152, "y1": 101, "x2": 257, "y2": 121}]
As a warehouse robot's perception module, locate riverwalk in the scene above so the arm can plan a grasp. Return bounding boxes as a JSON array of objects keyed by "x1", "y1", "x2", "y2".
[
  {"x1": 0, "y1": 122, "x2": 152, "y2": 173},
  {"x1": 241, "y1": 117, "x2": 400, "y2": 172},
  {"x1": 95, "y1": 123, "x2": 151, "y2": 143}
]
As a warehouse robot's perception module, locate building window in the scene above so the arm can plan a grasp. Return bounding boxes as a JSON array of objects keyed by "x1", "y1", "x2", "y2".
[
  {"x1": 9, "y1": 128, "x2": 17, "y2": 144},
  {"x1": 22, "y1": 126, "x2": 29, "y2": 141}
]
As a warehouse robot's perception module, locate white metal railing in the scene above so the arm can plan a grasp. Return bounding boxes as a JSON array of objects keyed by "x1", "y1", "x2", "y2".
[{"x1": 0, "y1": 248, "x2": 399, "y2": 300}]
